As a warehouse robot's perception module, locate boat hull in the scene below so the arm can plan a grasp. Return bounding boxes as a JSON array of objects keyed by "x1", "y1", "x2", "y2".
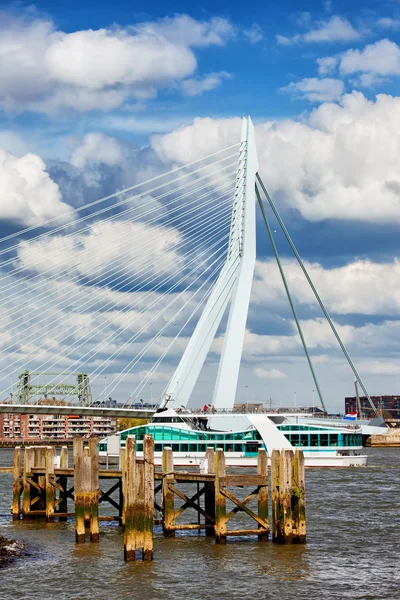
[{"x1": 99, "y1": 451, "x2": 367, "y2": 468}]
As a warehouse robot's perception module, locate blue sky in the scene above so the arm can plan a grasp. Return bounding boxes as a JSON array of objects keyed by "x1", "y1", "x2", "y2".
[{"x1": 1, "y1": 0, "x2": 400, "y2": 410}]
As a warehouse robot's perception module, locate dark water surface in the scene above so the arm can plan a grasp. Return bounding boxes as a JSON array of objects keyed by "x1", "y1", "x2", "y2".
[{"x1": 0, "y1": 448, "x2": 399, "y2": 600}]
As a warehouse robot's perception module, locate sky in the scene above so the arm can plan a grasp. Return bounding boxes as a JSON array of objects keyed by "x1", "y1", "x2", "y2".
[{"x1": 1, "y1": 0, "x2": 400, "y2": 412}]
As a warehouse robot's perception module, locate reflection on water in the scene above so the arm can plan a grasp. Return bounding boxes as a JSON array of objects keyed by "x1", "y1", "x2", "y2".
[{"x1": 0, "y1": 448, "x2": 399, "y2": 600}]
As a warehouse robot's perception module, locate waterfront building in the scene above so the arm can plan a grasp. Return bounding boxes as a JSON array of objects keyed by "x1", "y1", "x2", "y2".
[
  {"x1": 345, "y1": 395, "x2": 400, "y2": 423},
  {"x1": 0, "y1": 413, "x2": 117, "y2": 440}
]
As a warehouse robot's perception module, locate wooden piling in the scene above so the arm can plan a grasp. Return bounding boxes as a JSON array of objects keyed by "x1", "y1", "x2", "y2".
[
  {"x1": 58, "y1": 446, "x2": 68, "y2": 520},
  {"x1": 123, "y1": 436, "x2": 137, "y2": 561},
  {"x1": 119, "y1": 447, "x2": 126, "y2": 527},
  {"x1": 35, "y1": 446, "x2": 46, "y2": 511},
  {"x1": 88, "y1": 437, "x2": 100, "y2": 542},
  {"x1": 11, "y1": 447, "x2": 21, "y2": 520},
  {"x1": 257, "y1": 449, "x2": 269, "y2": 541},
  {"x1": 45, "y1": 446, "x2": 56, "y2": 521},
  {"x1": 143, "y1": 435, "x2": 154, "y2": 560},
  {"x1": 162, "y1": 446, "x2": 175, "y2": 537},
  {"x1": 22, "y1": 446, "x2": 35, "y2": 518},
  {"x1": 292, "y1": 449, "x2": 306, "y2": 543},
  {"x1": 204, "y1": 447, "x2": 215, "y2": 536},
  {"x1": 271, "y1": 449, "x2": 295, "y2": 543},
  {"x1": 74, "y1": 438, "x2": 86, "y2": 543},
  {"x1": 214, "y1": 449, "x2": 226, "y2": 544}
]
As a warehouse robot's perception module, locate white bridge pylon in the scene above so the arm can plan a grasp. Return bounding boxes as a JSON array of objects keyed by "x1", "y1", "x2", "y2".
[{"x1": 162, "y1": 117, "x2": 259, "y2": 410}]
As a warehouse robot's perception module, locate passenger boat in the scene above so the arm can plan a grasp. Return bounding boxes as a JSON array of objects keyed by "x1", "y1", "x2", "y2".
[{"x1": 99, "y1": 408, "x2": 367, "y2": 467}]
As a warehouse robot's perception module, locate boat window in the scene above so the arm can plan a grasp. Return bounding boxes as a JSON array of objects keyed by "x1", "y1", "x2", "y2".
[
  {"x1": 155, "y1": 444, "x2": 163, "y2": 452},
  {"x1": 151, "y1": 417, "x2": 184, "y2": 423},
  {"x1": 309, "y1": 434, "x2": 319, "y2": 446},
  {"x1": 180, "y1": 444, "x2": 188, "y2": 452},
  {"x1": 198, "y1": 444, "x2": 206, "y2": 452},
  {"x1": 329, "y1": 434, "x2": 338, "y2": 446}
]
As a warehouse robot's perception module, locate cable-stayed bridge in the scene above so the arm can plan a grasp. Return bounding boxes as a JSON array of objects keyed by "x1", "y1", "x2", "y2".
[{"x1": 0, "y1": 117, "x2": 379, "y2": 418}]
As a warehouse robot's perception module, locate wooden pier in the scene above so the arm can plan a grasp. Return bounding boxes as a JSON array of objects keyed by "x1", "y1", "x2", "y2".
[{"x1": 2, "y1": 435, "x2": 306, "y2": 561}]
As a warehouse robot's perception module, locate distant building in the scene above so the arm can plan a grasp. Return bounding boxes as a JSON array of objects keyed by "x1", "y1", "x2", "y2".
[
  {"x1": 0, "y1": 413, "x2": 117, "y2": 440},
  {"x1": 345, "y1": 395, "x2": 400, "y2": 421}
]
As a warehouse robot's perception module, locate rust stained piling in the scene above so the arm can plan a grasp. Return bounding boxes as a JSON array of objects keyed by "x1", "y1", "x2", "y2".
[
  {"x1": 292, "y1": 449, "x2": 306, "y2": 543},
  {"x1": 204, "y1": 447, "x2": 215, "y2": 536},
  {"x1": 11, "y1": 447, "x2": 21, "y2": 520},
  {"x1": 22, "y1": 446, "x2": 35, "y2": 518},
  {"x1": 88, "y1": 437, "x2": 100, "y2": 542},
  {"x1": 45, "y1": 446, "x2": 56, "y2": 522},
  {"x1": 257, "y1": 449, "x2": 269, "y2": 541},
  {"x1": 143, "y1": 435, "x2": 155, "y2": 560},
  {"x1": 123, "y1": 436, "x2": 136, "y2": 561},
  {"x1": 35, "y1": 446, "x2": 46, "y2": 511},
  {"x1": 74, "y1": 438, "x2": 86, "y2": 543},
  {"x1": 58, "y1": 446, "x2": 68, "y2": 520},
  {"x1": 214, "y1": 449, "x2": 226, "y2": 544},
  {"x1": 162, "y1": 446, "x2": 175, "y2": 538}
]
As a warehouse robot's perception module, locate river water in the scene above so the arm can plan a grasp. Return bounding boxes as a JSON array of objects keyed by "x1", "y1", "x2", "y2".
[{"x1": 0, "y1": 447, "x2": 399, "y2": 600}]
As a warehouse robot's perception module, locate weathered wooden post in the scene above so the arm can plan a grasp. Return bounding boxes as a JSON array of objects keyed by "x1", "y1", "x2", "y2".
[
  {"x1": 162, "y1": 446, "x2": 175, "y2": 537},
  {"x1": 58, "y1": 446, "x2": 69, "y2": 520},
  {"x1": 292, "y1": 449, "x2": 306, "y2": 543},
  {"x1": 204, "y1": 447, "x2": 215, "y2": 536},
  {"x1": 271, "y1": 449, "x2": 280, "y2": 541},
  {"x1": 88, "y1": 437, "x2": 100, "y2": 542},
  {"x1": 119, "y1": 446, "x2": 126, "y2": 527},
  {"x1": 74, "y1": 437, "x2": 86, "y2": 542},
  {"x1": 35, "y1": 446, "x2": 46, "y2": 511},
  {"x1": 271, "y1": 449, "x2": 295, "y2": 543},
  {"x1": 143, "y1": 435, "x2": 154, "y2": 560},
  {"x1": 45, "y1": 446, "x2": 56, "y2": 522},
  {"x1": 257, "y1": 448, "x2": 269, "y2": 541},
  {"x1": 11, "y1": 446, "x2": 21, "y2": 520},
  {"x1": 22, "y1": 446, "x2": 35, "y2": 519},
  {"x1": 214, "y1": 449, "x2": 226, "y2": 543},
  {"x1": 123, "y1": 436, "x2": 136, "y2": 561}
]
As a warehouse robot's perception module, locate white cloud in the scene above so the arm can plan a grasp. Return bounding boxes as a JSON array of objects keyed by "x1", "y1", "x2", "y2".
[
  {"x1": 252, "y1": 258, "x2": 400, "y2": 317},
  {"x1": 254, "y1": 367, "x2": 288, "y2": 380},
  {"x1": 151, "y1": 92, "x2": 400, "y2": 224},
  {"x1": 304, "y1": 16, "x2": 360, "y2": 43},
  {"x1": 0, "y1": 13, "x2": 234, "y2": 113},
  {"x1": 151, "y1": 117, "x2": 243, "y2": 164},
  {"x1": 181, "y1": 72, "x2": 231, "y2": 96},
  {"x1": 277, "y1": 16, "x2": 360, "y2": 45},
  {"x1": 133, "y1": 15, "x2": 235, "y2": 47},
  {"x1": 0, "y1": 148, "x2": 75, "y2": 226},
  {"x1": 340, "y1": 39, "x2": 400, "y2": 76},
  {"x1": 282, "y1": 77, "x2": 344, "y2": 102},
  {"x1": 377, "y1": 18, "x2": 400, "y2": 30},
  {"x1": 243, "y1": 23, "x2": 263, "y2": 44},
  {"x1": 71, "y1": 133, "x2": 124, "y2": 169},
  {"x1": 16, "y1": 219, "x2": 183, "y2": 281},
  {"x1": 316, "y1": 56, "x2": 338, "y2": 75}
]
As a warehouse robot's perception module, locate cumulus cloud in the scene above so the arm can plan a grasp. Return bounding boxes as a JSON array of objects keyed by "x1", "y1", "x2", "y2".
[
  {"x1": 151, "y1": 93, "x2": 400, "y2": 224},
  {"x1": 252, "y1": 258, "x2": 400, "y2": 317},
  {"x1": 0, "y1": 148, "x2": 75, "y2": 226},
  {"x1": 316, "y1": 56, "x2": 338, "y2": 75},
  {"x1": 16, "y1": 219, "x2": 183, "y2": 280},
  {"x1": 340, "y1": 39, "x2": 400, "y2": 77},
  {"x1": 0, "y1": 13, "x2": 235, "y2": 113},
  {"x1": 281, "y1": 77, "x2": 345, "y2": 102},
  {"x1": 71, "y1": 133, "x2": 124, "y2": 169},
  {"x1": 277, "y1": 15, "x2": 360, "y2": 45},
  {"x1": 254, "y1": 367, "x2": 288, "y2": 380},
  {"x1": 243, "y1": 23, "x2": 263, "y2": 44},
  {"x1": 181, "y1": 72, "x2": 231, "y2": 96}
]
